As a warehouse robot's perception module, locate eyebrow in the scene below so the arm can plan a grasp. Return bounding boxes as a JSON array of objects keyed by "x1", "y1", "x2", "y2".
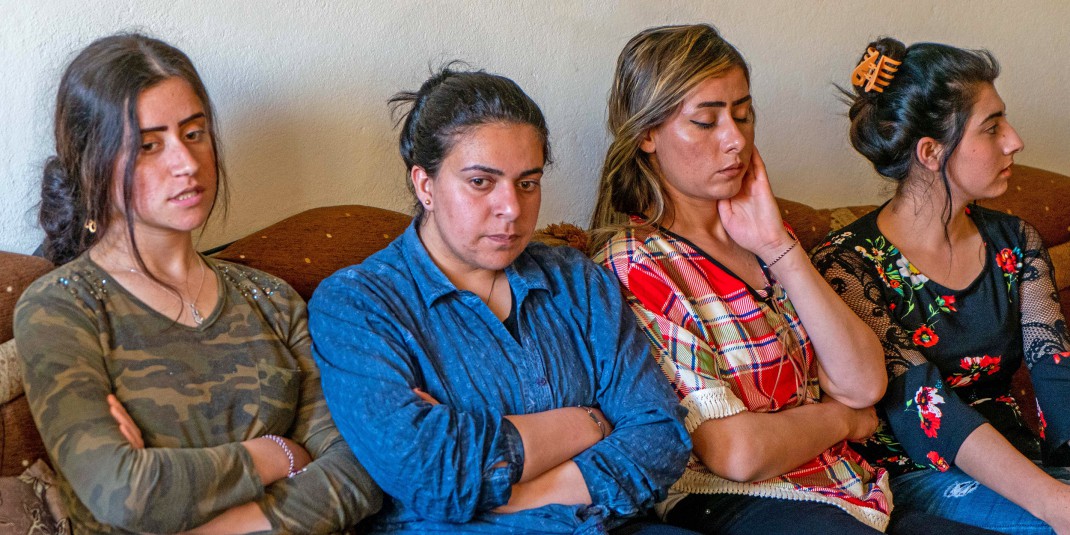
[
  {"x1": 980, "y1": 111, "x2": 1004, "y2": 125},
  {"x1": 139, "y1": 112, "x2": 207, "y2": 134},
  {"x1": 459, "y1": 164, "x2": 544, "y2": 177},
  {"x1": 696, "y1": 95, "x2": 752, "y2": 109}
]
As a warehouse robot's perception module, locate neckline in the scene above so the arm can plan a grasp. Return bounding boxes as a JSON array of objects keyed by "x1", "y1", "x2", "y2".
[
  {"x1": 871, "y1": 203, "x2": 993, "y2": 294},
  {"x1": 656, "y1": 224, "x2": 776, "y2": 301},
  {"x1": 84, "y1": 253, "x2": 225, "y2": 330}
]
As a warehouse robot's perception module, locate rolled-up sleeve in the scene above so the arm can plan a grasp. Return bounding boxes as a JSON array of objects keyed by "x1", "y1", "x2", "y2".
[
  {"x1": 309, "y1": 272, "x2": 524, "y2": 523},
  {"x1": 572, "y1": 264, "x2": 691, "y2": 516}
]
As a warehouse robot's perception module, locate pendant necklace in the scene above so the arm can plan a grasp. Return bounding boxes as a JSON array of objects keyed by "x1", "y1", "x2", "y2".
[{"x1": 129, "y1": 254, "x2": 207, "y2": 325}]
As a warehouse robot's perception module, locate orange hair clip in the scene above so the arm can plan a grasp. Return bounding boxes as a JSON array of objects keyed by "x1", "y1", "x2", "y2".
[{"x1": 851, "y1": 47, "x2": 901, "y2": 93}]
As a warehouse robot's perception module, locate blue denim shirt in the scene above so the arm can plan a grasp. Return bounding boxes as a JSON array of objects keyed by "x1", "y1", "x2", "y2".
[{"x1": 309, "y1": 222, "x2": 689, "y2": 534}]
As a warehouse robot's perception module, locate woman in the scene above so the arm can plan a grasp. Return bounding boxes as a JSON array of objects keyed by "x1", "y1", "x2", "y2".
[
  {"x1": 590, "y1": 24, "x2": 998, "y2": 535},
  {"x1": 14, "y1": 33, "x2": 380, "y2": 534},
  {"x1": 307, "y1": 66, "x2": 691, "y2": 533},
  {"x1": 813, "y1": 37, "x2": 1070, "y2": 533}
]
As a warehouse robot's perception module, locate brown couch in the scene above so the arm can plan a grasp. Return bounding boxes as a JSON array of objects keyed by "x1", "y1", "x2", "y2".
[{"x1": 1, "y1": 164, "x2": 1068, "y2": 524}]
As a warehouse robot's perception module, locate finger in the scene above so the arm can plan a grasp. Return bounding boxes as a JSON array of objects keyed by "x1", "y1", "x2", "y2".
[
  {"x1": 107, "y1": 395, "x2": 132, "y2": 425},
  {"x1": 120, "y1": 422, "x2": 145, "y2": 449},
  {"x1": 108, "y1": 395, "x2": 145, "y2": 448}
]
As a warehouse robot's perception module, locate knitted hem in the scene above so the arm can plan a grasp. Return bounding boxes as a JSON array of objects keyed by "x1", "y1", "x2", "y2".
[
  {"x1": 658, "y1": 469, "x2": 892, "y2": 532},
  {"x1": 680, "y1": 386, "x2": 747, "y2": 433}
]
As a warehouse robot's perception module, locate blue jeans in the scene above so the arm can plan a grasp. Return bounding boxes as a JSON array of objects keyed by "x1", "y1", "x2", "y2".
[{"x1": 892, "y1": 465, "x2": 1070, "y2": 534}]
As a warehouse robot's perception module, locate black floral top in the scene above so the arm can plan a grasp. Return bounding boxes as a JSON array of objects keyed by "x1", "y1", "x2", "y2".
[{"x1": 812, "y1": 205, "x2": 1070, "y2": 477}]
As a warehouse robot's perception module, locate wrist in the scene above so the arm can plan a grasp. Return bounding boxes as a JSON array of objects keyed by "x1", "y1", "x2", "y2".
[
  {"x1": 263, "y1": 434, "x2": 306, "y2": 479},
  {"x1": 578, "y1": 406, "x2": 607, "y2": 441},
  {"x1": 758, "y1": 236, "x2": 799, "y2": 268}
]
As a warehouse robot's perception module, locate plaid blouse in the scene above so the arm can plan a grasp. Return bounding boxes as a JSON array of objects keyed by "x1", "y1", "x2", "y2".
[{"x1": 596, "y1": 220, "x2": 890, "y2": 530}]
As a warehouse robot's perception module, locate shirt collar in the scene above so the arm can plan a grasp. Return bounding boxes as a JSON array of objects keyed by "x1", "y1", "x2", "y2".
[{"x1": 401, "y1": 220, "x2": 551, "y2": 308}]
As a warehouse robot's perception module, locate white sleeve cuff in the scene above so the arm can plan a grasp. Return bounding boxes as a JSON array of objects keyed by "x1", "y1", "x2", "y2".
[{"x1": 680, "y1": 383, "x2": 747, "y2": 433}]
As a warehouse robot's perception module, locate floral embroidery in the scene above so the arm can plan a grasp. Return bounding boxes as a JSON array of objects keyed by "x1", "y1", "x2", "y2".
[
  {"x1": 946, "y1": 355, "x2": 1001, "y2": 388},
  {"x1": 1054, "y1": 351, "x2": 1070, "y2": 364},
  {"x1": 996, "y1": 248, "x2": 1018, "y2": 272},
  {"x1": 912, "y1": 325, "x2": 939, "y2": 348},
  {"x1": 907, "y1": 385, "x2": 946, "y2": 438},
  {"x1": 828, "y1": 231, "x2": 853, "y2": 246},
  {"x1": 938, "y1": 295, "x2": 957, "y2": 313},
  {"x1": 995, "y1": 246, "x2": 1022, "y2": 291},
  {"x1": 927, "y1": 451, "x2": 950, "y2": 471},
  {"x1": 896, "y1": 257, "x2": 929, "y2": 286},
  {"x1": 1039, "y1": 407, "x2": 1048, "y2": 440}
]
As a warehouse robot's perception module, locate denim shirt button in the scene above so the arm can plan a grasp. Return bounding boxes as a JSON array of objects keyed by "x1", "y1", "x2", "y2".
[{"x1": 536, "y1": 377, "x2": 548, "y2": 386}]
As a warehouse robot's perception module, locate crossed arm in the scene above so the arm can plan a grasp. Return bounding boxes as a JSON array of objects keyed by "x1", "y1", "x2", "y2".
[
  {"x1": 307, "y1": 266, "x2": 688, "y2": 522},
  {"x1": 15, "y1": 284, "x2": 379, "y2": 534}
]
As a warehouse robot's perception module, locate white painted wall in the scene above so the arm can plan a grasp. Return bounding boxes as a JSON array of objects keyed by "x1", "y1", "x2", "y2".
[{"x1": 3, "y1": 1, "x2": 1068, "y2": 255}]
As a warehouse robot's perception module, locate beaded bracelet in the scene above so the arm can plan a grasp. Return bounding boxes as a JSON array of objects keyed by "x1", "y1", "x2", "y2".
[
  {"x1": 579, "y1": 406, "x2": 607, "y2": 439},
  {"x1": 263, "y1": 434, "x2": 304, "y2": 478},
  {"x1": 765, "y1": 239, "x2": 799, "y2": 268}
]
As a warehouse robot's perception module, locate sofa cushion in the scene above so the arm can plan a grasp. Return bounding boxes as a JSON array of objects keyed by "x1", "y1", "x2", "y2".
[
  {"x1": 0, "y1": 340, "x2": 21, "y2": 405},
  {"x1": 1048, "y1": 241, "x2": 1070, "y2": 292},
  {"x1": 0, "y1": 394, "x2": 47, "y2": 478},
  {"x1": 0, "y1": 459, "x2": 70, "y2": 534},
  {"x1": 0, "y1": 253, "x2": 54, "y2": 343},
  {"x1": 213, "y1": 205, "x2": 412, "y2": 301}
]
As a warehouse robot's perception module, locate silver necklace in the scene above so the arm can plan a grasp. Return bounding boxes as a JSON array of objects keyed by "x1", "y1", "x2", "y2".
[{"x1": 130, "y1": 255, "x2": 207, "y2": 325}]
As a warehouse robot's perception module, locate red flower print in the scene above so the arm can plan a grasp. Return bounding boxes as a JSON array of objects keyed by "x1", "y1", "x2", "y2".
[
  {"x1": 911, "y1": 386, "x2": 945, "y2": 438},
  {"x1": 889, "y1": 279, "x2": 901, "y2": 289},
  {"x1": 912, "y1": 325, "x2": 939, "y2": 348},
  {"x1": 920, "y1": 414, "x2": 942, "y2": 438},
  {"x1": 927, "y1": 451, "x2": 950, "y2": 471},
  {"x1": 949, "y1": 355, "x2": 1002, "y2": 388},
  {"x1": 1054, "y1": 352, "x2": 1070, "y2": 364},
  {"x1": 996, "y1": 248, "x2": 1018, "y2": 273},
  {"x1": 941, "y1": 295, "x2": 957, "y2": 312},
  {"x1": 1039, "y1": 407, "x2": 1048, "y2": 440},
  {"x1": 946, "y1": 374, "x2": 977, "y2": 388}
]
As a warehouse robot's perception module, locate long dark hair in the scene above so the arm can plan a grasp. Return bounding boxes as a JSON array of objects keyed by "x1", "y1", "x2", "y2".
[
  {"x1": 40, "y1": 32, "x2": 227, "y2": 266},
  {"x1": 843, "y1": 37, "x2": 999, "y2": 226},
  {"x1": 389, "y1": 63, "x2": 551, "y2": 225}
]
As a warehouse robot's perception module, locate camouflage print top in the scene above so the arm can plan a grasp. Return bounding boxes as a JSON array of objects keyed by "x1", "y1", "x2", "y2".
[{"x1": 14, "y1": 254, "x2": 381, "y2": 534}]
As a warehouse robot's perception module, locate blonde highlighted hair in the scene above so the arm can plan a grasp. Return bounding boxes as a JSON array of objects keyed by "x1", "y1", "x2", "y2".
[{"x1": 588, "y1": 24, "x2": 749, "y2": 254}]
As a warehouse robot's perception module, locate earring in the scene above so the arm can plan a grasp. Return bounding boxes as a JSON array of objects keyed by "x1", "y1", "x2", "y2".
[
  {"x1": 84, "y1": 219, "x2": 97, "y2": 234},
  {"x1": 423, "y1": 199, "x2": 431, "y2": 205}
]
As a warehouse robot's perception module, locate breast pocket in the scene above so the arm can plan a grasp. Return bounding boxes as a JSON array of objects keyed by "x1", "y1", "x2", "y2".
[{"x1": 257, "y1": 363, "x2": 301, "y2": 434}]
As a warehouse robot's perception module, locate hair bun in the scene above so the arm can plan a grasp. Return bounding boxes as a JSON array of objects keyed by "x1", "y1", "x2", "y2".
[
  {"x1": 867, "y1": 37, "x2": 906, "y2": 64},
  {"x1": 39, "y1": 157, "x2": 86, "y2": 264}
]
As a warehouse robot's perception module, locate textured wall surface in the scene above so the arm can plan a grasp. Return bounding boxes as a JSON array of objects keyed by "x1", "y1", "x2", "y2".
[{"x1": 2, "y1": 1, "x2": 1068, "y2": 254}]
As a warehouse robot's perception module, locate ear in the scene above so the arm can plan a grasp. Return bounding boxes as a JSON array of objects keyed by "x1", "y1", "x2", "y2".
[
  {"x1": 411, "y1": 166, "x2": 433, "y2": 208},
  {"x1": 639, "y1": 128, "x2": 657, "y2": 154},
  {"x1": 914, "y1": 137, "x2": 944, "y2": 172}
]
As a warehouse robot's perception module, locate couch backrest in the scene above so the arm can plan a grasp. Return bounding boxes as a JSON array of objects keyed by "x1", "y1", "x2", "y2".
[
  {"x1": 0, "y1": 253, "x2": 54, "y2": 344},
  {"x1": 212, "y1": 205, "x2": 413, "y2": 301}
]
